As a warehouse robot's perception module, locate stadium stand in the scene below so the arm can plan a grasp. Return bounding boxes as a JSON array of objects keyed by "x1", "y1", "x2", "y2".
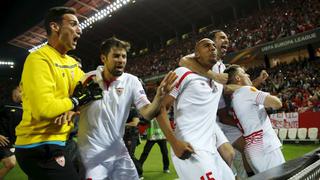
[
  {"x1": 298, "y1": 128, "x2": 308, "y2": 140},
  {"x1": 308, "y1": 128, "x2": 319, "y2": 142},
  {"x1": 287, "y1": 128, "x2": 298, "y2": 140}
]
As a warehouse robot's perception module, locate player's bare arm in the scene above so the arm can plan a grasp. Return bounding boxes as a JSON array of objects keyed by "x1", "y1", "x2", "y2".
[
  {"x1": 223, "y1": 84, "x2": 242, "y2": 94},
  {"x1": 139, "y1": 71, "x2": 177, "y2": 120},
  {"x1": 54, "y1": 111, "x2": 80, "y2": 125},
  {"x1": 263, "y1": 95, "x2": 282, "y2": 110},
  {"x1": 179, "y1": 55, "x2": 228, "y2": 84},
  {"x1": 0, "y1": 135, "x2": 9, "y2": 147},
  {"x1": 156, "y1": 95, "x2": 194, "y2": 160}
]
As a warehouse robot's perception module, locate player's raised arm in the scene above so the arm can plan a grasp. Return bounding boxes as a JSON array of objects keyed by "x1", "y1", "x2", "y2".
[
  {"x1": 263, "y1": 95, "x2": 282, "y2": 110},
  {"x1": 180, "y1": 54, "x2": 228, "y2": 84}
]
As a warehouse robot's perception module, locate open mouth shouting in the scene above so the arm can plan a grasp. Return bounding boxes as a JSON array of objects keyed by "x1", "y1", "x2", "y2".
[
  {"x1": 220, "y1": 44, "x2": 228, "y2": 54},
  {"x1": 72, "y1": 35, "x2": 80, "y2": 46}
]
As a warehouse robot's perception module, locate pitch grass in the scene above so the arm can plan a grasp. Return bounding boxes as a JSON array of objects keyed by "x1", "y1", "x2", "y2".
[{"x1": 2, "y1": 142, "x2": 319, "y2": 180}]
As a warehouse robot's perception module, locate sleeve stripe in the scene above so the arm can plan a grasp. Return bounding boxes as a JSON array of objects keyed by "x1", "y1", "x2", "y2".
[
  {"x1": 256, "y1": 92, "x2": 267, "y2": 104},
  {"x1": 175, "y1": 71, "x2": 193, "y2": 88}
]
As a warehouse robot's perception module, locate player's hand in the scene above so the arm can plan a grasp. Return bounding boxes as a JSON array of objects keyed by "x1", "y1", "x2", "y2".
[
  {"x1": 70, "y1": 78, "x2": 103, "y2": 110},
  {"x1": 54, "y1": 111, "x2": 80, "y2": 125},
  {"x1": 259, "y1": 70, "x2": 269, "y2": 82},
  {"x1": 156, "y1": 71, "x2": 178, "y2": 98},
  {"x1": 212, "y1": 72, "x2": 228, "y2": 84},
  {"x1": 172, "y1": 140, "x2": 195, "y2": 160},
  {"x1": 0, "y1": 135, "x2": 9, "y2": 147}
]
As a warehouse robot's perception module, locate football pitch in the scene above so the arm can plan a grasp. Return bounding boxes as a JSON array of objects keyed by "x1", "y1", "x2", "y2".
[{"x1": 2, "y1": 141, "x2": 319, "y2": 180}]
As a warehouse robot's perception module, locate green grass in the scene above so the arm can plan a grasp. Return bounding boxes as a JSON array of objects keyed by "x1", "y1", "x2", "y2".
[{"x1": 2, "y1": 142, "x2": 319, "y2": 180}]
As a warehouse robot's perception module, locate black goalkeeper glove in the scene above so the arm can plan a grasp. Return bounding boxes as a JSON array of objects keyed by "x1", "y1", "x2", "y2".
[{"x1": 70, "y1": 78, "x2": 103, "y2": 110}]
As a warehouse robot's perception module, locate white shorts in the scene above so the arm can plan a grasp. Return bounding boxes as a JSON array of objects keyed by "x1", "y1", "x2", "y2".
[
  {"x1": 172, "y1": 150, "x2": 235, "y2": 180},
  {"x1": 246, "y1": 148, "x2": 285, "y2": 173},
  {"x1": 218, "y1": 122, "x2": 242, "y2": 144},
  {"x1": 84, "y1": 153, "x2": 139, "y2": 180},
  {"x1": 79, "y1": 141, "x2": 139, "y2": 180}
]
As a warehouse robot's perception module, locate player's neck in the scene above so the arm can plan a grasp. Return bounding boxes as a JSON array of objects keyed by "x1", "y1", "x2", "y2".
[
  {"x1": 48, "y1": 37, "x2": 68, "y2": 55},
  {"x1": 102, "y1": 69, "x2": 116, "y2": 82}
]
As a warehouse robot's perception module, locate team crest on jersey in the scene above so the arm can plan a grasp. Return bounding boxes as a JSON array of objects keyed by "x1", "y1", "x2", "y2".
[
  {"x1": 116, "y1": 88, "x2": 124, "y2": 95},
  {"x1": 55, "y1": 156, "x2": 65, "y2": 167},
  {"x1": 250, "y1": 87, "x2": 257, "y2": 92}
]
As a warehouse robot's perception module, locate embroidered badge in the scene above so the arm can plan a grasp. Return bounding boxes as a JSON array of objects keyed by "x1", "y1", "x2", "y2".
[
  {"x1": 116, "y1": 88, "x2": 124, "y2": 96},
  {"x1": 55, "y1": 156, "x2": 65, "y2": 167}
]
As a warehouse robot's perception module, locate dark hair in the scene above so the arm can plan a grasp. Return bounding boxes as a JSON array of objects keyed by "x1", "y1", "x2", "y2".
[
  {"x1": 100, "y1": 37, "x2": 131, "y2": 55},
  {"x1": 209, "y1": 29, "x2": 223, "y2": 40},
  {"x1": 224, "y1": 64, "x2": 241, "y2": 84},
  {"x1": 44, "y1": 6, "x2": 76, "y2": 35}
]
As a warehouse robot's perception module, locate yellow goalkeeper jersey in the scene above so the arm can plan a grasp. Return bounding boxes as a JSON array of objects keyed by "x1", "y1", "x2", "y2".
[{"x1": 15, "y1": 44, "x2": 85, "y2": 145}]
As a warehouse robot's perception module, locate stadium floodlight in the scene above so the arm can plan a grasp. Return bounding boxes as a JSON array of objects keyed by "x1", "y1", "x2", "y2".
[
  {"x1": 28, "y1": 0, "x2": 136, "y2": 52},
  {"x1": 0, "y1": 61, "x2": 15, "y2": 67}
]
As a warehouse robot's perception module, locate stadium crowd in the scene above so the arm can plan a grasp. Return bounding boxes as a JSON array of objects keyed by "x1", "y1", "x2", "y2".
[
  {"x1": 249, "y1": 58, "x2": 320, "y2": 113},
  {"x1": 0, "y1": 0, "x2": 319, "y2": 179},
  {"x1": 126, "y1": 0, "x2": 320, "y2": 78}
]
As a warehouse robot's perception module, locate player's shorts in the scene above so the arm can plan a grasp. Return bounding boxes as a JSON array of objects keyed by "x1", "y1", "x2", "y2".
[
  {"x1": 80, "y1": 142, "x2": 139, "y2": 180},
  {"x1": 84, "y1": 153, "x2": 138, "y2": 180},
  {"x1": 246, "y1": 148, "x2": 285, "y2": 173},
  {"x1": 171, "y1": 150, "x2": 235, "y2": 180},
  {"x1": 0, "y1": 147, "x2": 14, "y2": 160},
  {"x1": 218, "y1": 122, "x2": 242, "y2": 144}
]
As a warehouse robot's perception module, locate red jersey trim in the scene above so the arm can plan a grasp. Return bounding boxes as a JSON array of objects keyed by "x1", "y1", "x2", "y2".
[{"x1": 175, "y1": 71, "x2": 193, "y2": 88}]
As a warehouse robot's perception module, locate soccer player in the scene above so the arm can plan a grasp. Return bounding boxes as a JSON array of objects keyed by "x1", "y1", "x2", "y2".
[
  {"x1": 157, "y1": 38, "x2": 235, "y2": 180},
  {"x1": 14, "y1": 7, "x2": 102, "y2": 180},
  {"x1": 224, "y1": 64, "x2": 285, "y2": 173},
  {"x1": 77, "y1": 37, "x2": 177, "y2": 180},
  {"x1": 179, "y1": 30, "x2": 268, "y2": 177}
]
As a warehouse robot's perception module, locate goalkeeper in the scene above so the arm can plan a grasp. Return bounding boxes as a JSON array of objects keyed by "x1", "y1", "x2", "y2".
[{"x1": 14, "y1": 7, "x2": 102, "y2": 180}]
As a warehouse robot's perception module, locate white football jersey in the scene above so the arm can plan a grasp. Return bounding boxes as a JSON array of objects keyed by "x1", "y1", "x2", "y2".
[
  {"x1": 78, "y1": 66, "x2": 150, "y2": 162},
  {"x1": 231, "y1": 86, "x2": 282, "y2": 155},
  {"x1": 170, "y1": 67, "x2": 223, "y2": 153},
  {"x1": 212, "y1": 60, "x2": 226, "y2": 74}
]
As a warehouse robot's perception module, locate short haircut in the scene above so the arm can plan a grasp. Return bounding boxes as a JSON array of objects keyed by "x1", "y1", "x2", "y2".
[
  {"x1": 194, "y1": 38, "x2": 212, "y2": 52},
  {"x1": 224, "y1": 64, "x2": 241, "y2": 84},
  {"x1": 44, "y1": 6, "x2": 76, "y2": 35},
  {"x1": 100, "y1": 37, "x2": 131, "y2": 55},
  {"x1": 209, "y1": 29, "x2": 223, "y2": 40}
]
